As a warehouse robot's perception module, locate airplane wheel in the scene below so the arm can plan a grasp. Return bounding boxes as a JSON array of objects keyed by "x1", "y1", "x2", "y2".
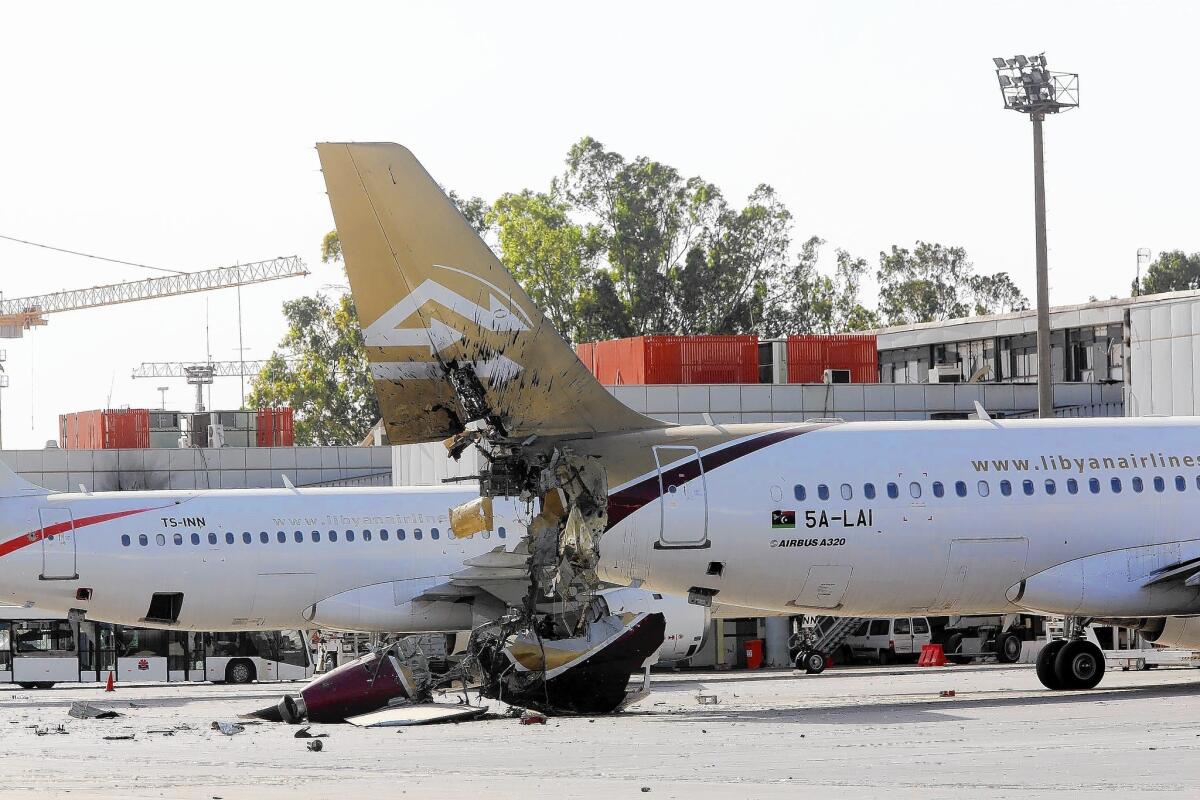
[
  {"x1": 944, "y1": 632, "x2": 971, "y2": 665},
  {"x1": 1036, "y1": 639, "x2": 1067, "y2": 690},
  {"x1": 996, "y1": 632, "x2": 1022, "y2": 664},
  {"x1": 1054, "y1": 640, "x2": 1105, "y2": 690},
  {"x1": 803, "y1": 651, "x2": 827, "y2": 674}
]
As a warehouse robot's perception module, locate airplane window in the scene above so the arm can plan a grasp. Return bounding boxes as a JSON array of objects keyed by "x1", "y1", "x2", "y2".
[
  {"x1": 909, "y1": 482, "x2": 921, "y2": 499},
  {"x1": 1131, "y1": 477, "x2": 1143, "y2": 493},
  {"x1": 156, "y1": 534, "x2": 166, "y2": 546},
  {"x1": 294, "y1": 531, "x2": 303, "y2": 543},
  {"x1": 794, "y1": 485, "x2": 806, "y2": 501},
  {"x1": 346, "y1": 530, "x2": 355, "y2": 542},
  {"x1": 329, "y1": 531, "x2": 338, "y2": 542},
  {"x1": 397, "y1": 529, "x2": 406, "y2": 541},
  {"x1": 864, "y1": 483, "x2": 876, "y2": 499},
  {"x1": 1176, "y1": 476, "x2": 1187, "y2": 492},
  {"x1": 138, "y1": 534, "x2": 148, "y2": 546},
  {"x1": 840, "y1": 484, "x2": 852, "y2": 501},
  {"x1": 1196, "y1": 475, "x2": 1200, "y2": 491},
  {"x1": 1000, "y1": 480, "x2": 1012, "y2": 496},
  {"x1": 240, "y1": 532, "x2": 250, "y2": 544},
  {"x1": 955, "y1": 481, "x2": 967, "y2": 497},
  {"x1": 277, "y1": 531, "x2": 286, "y2": 543},
  {"x1": 498, "y1": 526, "x2": 506, "y2": 539},
  {"x1": 208, "y1": 533, "x2": 217, "y2": 545},
  {"x1": 431, "y1": 528, "x2": 440, "y2": 540},
  {"x1": 414, "y1": 528, "x2": 423, "y2": 540},
  {"x1": 363, "y1": 530, "x2": 372, "y2": 541},
  {"x1": 1111, "y1": 477, "x2": 1122, "y2": 493},
  {"x1": 121, "y1": 535, "x2": 130, "y2": 547},
  {"x1": 932, "y1": 481, "x2": 944, "y2": 498},
  {"x1": 190, "y1": 533, "x2": 200, "y2": 545},
  {"x1": 1066, "y1": 478, "x2": 1078, "y2": 494},
  {"x1": 1044, "y1": 479, "x2": 1056, "y2": 495},
  {"x1": 1022, "y1": 480, "x2": 1034, "y2": 496},
  {"x1": 817, "y1": 484, "x2": 829, "y2": 501},
  {"x1": 173, "y1": 533, "x2": 183, "y2": 545},
  {"x1": 380, "y1": 529, "x2": 389, "y2": 541},
  {"x1": 225, "y1": 532, "x2": 235, "y2": 544},
  {"x1": 1154, "y1": 476, "x2": 1166, "y2": 493},
  {"x1": 977, "y1": 480, "x2": 989, "y2": 497},
  {"x1": 311, "y1": 531, "x2": 321, "y2": 542},
  {"x1": 886, "y1": 483, "x2": 898, "y2": 499},
  {"x1": 1089, "y1": 478, "x2": 1100, "y2": 494},
  {"x1": 259, "y1": 532, "x2": 269, "y2": 544}
]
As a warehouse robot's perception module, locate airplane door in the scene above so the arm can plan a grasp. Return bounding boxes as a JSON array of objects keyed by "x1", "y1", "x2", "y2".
[
  {"x1": 653, "y1": 445, "x2": 709, "y2": 549},
  {"x1": 932, "y1": 538, "x2": 1029, "y2": 612},
  {"x1": 38, "y1": 508, "x2": 77, "y2": 581}
]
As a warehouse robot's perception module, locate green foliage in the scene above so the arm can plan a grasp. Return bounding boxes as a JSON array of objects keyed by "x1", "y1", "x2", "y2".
[
  {"x1": 248, "y1": 293, "x2": 379, "y2": 446},
  {"x1": 320, "y1": 230, "x2": 341, "y2": 264},
  {"x1": 877, "y1": 241, "x2": 1028, "y2": 326},
  {"x1": 1133, "y1": 250, "x2": 1200, "y2": 295}
]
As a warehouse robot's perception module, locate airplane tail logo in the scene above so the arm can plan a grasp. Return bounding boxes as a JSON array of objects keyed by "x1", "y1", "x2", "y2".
[{"x1": 316, "y1": 142, "x2": 665, "y2": 444}]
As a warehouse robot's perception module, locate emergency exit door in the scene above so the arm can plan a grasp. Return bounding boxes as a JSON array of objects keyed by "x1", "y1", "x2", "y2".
[
  {"x1": 653, "y1": 445, "x2": 709, "y2": 549},
  {"x1": 38, "y1": 508, "x2": 77, "y2": 580}
]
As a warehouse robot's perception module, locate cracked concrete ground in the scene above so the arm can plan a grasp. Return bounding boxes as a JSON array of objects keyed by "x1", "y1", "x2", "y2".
[{"x1": 2, "y1": 662, "x2": 1199, "y2": 799}]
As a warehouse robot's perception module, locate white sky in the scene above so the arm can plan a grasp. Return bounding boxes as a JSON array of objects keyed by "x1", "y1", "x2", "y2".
[{"x1": 1, "y1": 1, "x2": 1196, "y2": 448}]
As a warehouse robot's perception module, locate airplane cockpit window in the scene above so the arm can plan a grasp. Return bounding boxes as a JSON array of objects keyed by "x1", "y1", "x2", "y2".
[
  {"x1": 1154, "y1": 476, "x2": 1166, "y2": 493},
  {"x1": 1111, "y1": 477, "x2": 1122, "y2": 493},
  {"x1": 932, "y1": 481, "x2": 944, "y2": 498},
  {"x1": 1066, "y1": 478, "x2": 1078, "y2": 494},
  {"x1": 1022, "y1": 480, "x2": 1034, "y2": 496},
  {"x1": 886, "y1": 483, "x2": 899, "y2": 499},
  {"x1": 908, "y1": 482, "x2": 922, "y2": 499},
  {"x1": 817, "y1": 484, "x2": 830, "y2": 501},
  {"x1": 1131, "y1": 477, "x2": 1144, "y2": 493},
  {"x1": 864, "y1": 483, "x2": 876, "y2": 499},
  {"x1": 1089, "y1": 478, "x2": 1100, "y2": 494},
  {"x1": 977, "y1": 480, "x2": 989, "y2": 497},
  {"x1": 840, "y1": 484, "x2": 852, "y2": 501},
  {"x1": 1176, "y1": 476, "x2": 1187, "y2": 492},
  {"x1": 794, "y1": 485, "x2": 806, "y2": 501},
  {"x1": 955, "y1": 481, "x2": 967, "y2": 497},
  {"x1": 1044, "y1": 479, "x2": 1056, "y2": 495},
  {"x1": 1000, "y1": 480, "x2": 1012, "y2": 496}
]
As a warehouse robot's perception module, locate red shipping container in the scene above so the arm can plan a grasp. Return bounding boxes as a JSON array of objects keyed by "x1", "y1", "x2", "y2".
[
  {"x1": 58, "y1": 409, "x2": 150, "y2": 449},
  {"x1": 786, "y1": 334, "x2": 878, "y2": 383},
  {"x1": 256, "y1": 408, "x2": 295, "y2": 447},
  {"x1": 578, "y1": 335, "x2": 758, "y2": 384}
]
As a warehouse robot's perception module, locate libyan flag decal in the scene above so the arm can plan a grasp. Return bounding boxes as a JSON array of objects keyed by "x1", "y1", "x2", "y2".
[{"x1": 771, "y1": 510, "x2": 796, "y2": 528}]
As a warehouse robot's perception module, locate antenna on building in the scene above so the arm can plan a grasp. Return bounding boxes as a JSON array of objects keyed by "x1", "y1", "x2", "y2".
[{"x1": 1135, "y1": 248, "x2": 1151, "y2": 296}]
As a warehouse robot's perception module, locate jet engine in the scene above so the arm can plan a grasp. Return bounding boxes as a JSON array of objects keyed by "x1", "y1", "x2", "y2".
[{"x1": 1104, "y1": 616, "x2": 1200, "y2": 650}]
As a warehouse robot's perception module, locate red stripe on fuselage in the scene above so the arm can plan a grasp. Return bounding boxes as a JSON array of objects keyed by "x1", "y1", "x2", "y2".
[{"x1": 0, "y1": 507, "x2": 160, "y2": 558}]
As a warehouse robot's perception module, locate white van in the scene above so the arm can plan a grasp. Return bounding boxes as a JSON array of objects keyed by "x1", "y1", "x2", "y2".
[{"x1": 844, "y1": 617, "x2": 933, "y2": 664}]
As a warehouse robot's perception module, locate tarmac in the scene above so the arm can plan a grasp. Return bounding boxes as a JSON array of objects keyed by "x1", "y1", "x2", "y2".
[{"x1": 2, "y1": 662, "x2": 1199, "y2": 799}]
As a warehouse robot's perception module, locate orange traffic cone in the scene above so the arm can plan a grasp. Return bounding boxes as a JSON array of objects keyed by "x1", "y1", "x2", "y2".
[{"x1": 105, "y1": 671, "x2": 115, "y2": 692}]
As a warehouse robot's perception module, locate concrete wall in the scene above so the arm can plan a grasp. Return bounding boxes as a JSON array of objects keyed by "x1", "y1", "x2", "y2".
[{"x1": 0, "y1": 446, "x2": 392, "y2": 492}]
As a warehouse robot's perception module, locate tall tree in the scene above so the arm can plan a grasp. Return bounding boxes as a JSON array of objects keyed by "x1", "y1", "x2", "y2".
[
  {"x1": 762, "y1": 238, "x2": 878, "y2": 335},
  {"x1": 489, "y1": 190, "x2": 602, "y2": 341},
  {"x1": 247, "y1": 293, "x2": 379, "y2": 446},
  {"x1": 1133, "y1": 250, "x2": 1200, "y2": 295},
  {"x1": 877, "y1": 241, "x2": 1028, "y2": 326}
]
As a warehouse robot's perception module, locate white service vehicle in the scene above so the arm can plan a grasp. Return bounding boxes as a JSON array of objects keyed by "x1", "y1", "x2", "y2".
[{"x1": 842, "y1": 617, "x2": 933, "y2": 664}]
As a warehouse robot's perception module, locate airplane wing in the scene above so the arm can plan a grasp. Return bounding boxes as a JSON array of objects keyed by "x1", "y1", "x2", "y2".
[{"x1": 316, "y1": 142, "x2": 666, "y2": 445}]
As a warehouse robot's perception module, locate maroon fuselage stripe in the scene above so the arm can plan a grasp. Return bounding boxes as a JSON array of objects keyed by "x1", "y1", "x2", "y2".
[
  {"x1": 0, "y1": 507, "x2": 160, "y2": 558},
  {"x1": 606, "y1": 427, "x2": 807, "y2": 529}
]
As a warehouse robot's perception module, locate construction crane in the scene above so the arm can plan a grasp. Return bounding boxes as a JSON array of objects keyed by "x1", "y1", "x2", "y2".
[
  {"x1": 131, "y1": 360, "x2": 297, "y2": 412},
  {"x1": 0, "y1": 256, "x2": 308, "y2": 338}
]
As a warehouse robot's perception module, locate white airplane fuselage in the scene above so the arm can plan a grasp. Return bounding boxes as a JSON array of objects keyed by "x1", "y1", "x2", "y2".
[{"x1": 598, "y1": 416, "x2": 1200, "y2": 622}]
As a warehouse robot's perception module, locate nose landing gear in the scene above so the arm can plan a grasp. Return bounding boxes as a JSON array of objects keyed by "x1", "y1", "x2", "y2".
[{"x1": 1035, "y1": 617, "x2": 1105, "y2": 690}]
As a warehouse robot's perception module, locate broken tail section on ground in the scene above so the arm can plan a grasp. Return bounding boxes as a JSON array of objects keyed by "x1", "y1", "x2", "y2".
[{"x1": 316, "y1": 141, "x2": 665, "y2": 445}]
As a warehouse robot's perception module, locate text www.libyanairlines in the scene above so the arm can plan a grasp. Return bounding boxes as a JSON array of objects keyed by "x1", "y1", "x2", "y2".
[{"x1": 970, "y1": 453, "x2": 1200, "y2": 474}]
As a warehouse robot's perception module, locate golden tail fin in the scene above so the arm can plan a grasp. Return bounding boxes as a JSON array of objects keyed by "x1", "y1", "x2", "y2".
[{"x1": 316, "y1": 142, "x2": 665, "y2": 444}]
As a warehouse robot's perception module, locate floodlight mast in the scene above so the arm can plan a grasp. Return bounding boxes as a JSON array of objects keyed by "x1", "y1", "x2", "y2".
[{"x1": 994, "y1": 53, "x2": 1078, "y2": 419}]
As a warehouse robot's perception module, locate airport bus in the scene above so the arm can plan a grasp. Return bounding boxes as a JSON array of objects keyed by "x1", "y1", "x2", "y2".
[{"x1": 0, "y1": 607, "x2": 314, "y2": 688}]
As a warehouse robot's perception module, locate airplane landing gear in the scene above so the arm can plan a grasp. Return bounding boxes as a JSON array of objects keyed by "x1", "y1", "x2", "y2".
[{"x1": 1035, "y1": 618, "x2": 1105, "y2": 691}]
